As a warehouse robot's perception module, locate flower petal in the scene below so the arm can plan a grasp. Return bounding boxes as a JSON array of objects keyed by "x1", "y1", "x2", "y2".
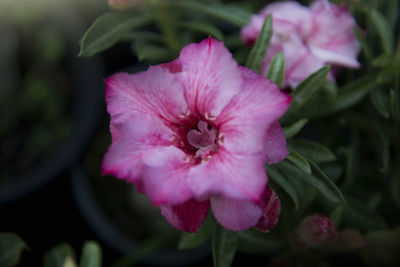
[
  {"x1": 264, "y1": 122, "x2": 289, "y2": 164},
  {"x1": 211, "y1": 196, "x2": 263, "y2": 231},
  {"x1": 160, "y1": 199, "x2": 210, "y2": 233},
  {"x1": 188, "y1": 148, "x2": 268, "y2": 202},
  {"x1": 105, "y1": 65, "x2": 187, "y2": 129},
  {"x1": 102, "y1": 114, "x2": 172, "y2": 184},
  {"x1": 178, "y1": 37, "x2": 242, "y2": 117},
  {"x1": 254, "y1": 187, "x2": 281, "y2": 232},
  {"x1": 141, "y1": 146, "x2": 193, "y2": 205},
  {"x1": 217, "y1": 67, "x2": 291, "y2": 155}
]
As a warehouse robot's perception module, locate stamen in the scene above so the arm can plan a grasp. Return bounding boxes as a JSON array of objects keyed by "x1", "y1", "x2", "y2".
[{"x1": 187, "y1": 120, "x2": 218, "y2": 159}]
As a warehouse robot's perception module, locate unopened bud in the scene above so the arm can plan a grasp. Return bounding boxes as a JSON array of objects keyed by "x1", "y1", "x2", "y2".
[{"x1": 254, "y1": 186, "x2": 281, "y2": 232}]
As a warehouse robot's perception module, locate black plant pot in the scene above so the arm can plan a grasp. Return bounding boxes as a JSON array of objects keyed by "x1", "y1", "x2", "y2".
[{"x1": 0, "y1": 9, "x2": 105, "y2": 204}]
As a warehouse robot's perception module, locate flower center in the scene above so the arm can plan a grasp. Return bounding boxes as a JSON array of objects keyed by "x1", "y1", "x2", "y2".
[{"x1": 187, "y1": 120, "x2": 218, "y2": 159}]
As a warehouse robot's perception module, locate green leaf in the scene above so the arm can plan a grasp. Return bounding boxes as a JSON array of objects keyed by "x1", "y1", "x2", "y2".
[
  {"x1": 212, "y1": 225, "x2": 238, "y2": 267},
  {"x1": 266, "y1": 52, "x2": 285, "y2": 87},
  {"x1": 370, "y1": 89, "x2": 390, "y2": 119},
  {"x1": 170, "y1": 1, "x2": 250, "y2": 27},
  {"x1": 287, "y1": 147, "x2": 311, "y2": 174},
  {"x1": 0, "y1": 232, "x2": 28, "y2": 267},
  {"x1": 79, "y1": 11, "x2": 153, "y2": 57},
  {"x1": 122, "y1": 31, "x2": 163, "y2": 43},
  {"x1": 237, "y1": 230, "x2": 284, "y2": 254},
  {"x1": 133, "y1": 42, "x2": 171, "y2": 62},
  {"x1": 354, "y1": 27, "x2": 373, "y2": 61},
  {"x1": 369, "y1": 8, "x2": 394, "y2": 55},
  {"x1": 178, "y1": 21, "x2": 224, "y2": 40},
  {"x1": 390, "y1": 71, "x2": 400, "y2": 120},
  {"x1": 80, "y1": 241, "x2": 102, "y2": 267},
  {"x1": 290, "y1": 139, "x2": 336, "y2": 163},
  {"x1": 281, "y1": 66, "x2": 330, "y2": 121},
  {"x1": 44, "y1": 243, "x2": 76, "y2": 267},
  {"x1": 367, "y1": 193, "x2": 382, "y2": 212},
  {"x1": 329, "y1": 206, "x2": 343, "y2": 228},
  {"x1": 178, "y1": 213, "x2": 216, "y2": 250},
  {"x1": 266, "y1": 165, "x2": 299, "y2": 210},
  {"x1": 245, "y1": 15, "x2": 272, "y2": 73},
  {"x1": 390, "y1": 156, "x2": 400, "y2": 209},
  {"x1": 277, "y1": 161, "x2": 346, "y2": 205},
  {"x1": 282, "y1": 118, "x2": 308, "y2": 139}
]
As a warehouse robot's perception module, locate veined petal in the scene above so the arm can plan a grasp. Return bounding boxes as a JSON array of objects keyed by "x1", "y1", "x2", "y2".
[
  {"x1": 188, "y1": 147, "x2": 268, "y2": 202},
  {"x1": 211, "y1": 196, "x2": 263, "y2": 231},
  {"x1": 178, "y1": 37, "x2": 243, "y2": 117},
  {"x1": 264, "y1": 122, "x2": 289, "y2": 164},
  {"x1": 309, "y1": 45, "x2": 360, "y2": 68},
  {"x1": 105, "y1": 65, "x2": 187, "y2": 130},
  {"x1": 218, "y1": 67, "x2": 291, "y2": 155},
  {"x1": 160, "y1": 199, "x2": 210, "y2": 233},
  {"x1": 102, "y1": 114, "x2": 172, "y2": 183},
  {"x1": 141, "y1": 146, "x2": 193, "y2": 206}
]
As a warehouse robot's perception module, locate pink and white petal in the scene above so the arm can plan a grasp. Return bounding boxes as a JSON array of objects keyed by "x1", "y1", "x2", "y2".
[
  {"x1": 264, "y1": 122, "x2": 289, "y2": 164},
  {"x1": 309, "y1": 45, "x2": 360, "y2": 68},
  {"x1": 178, "y1": 37, "x2": 243, "y2": 117},
  {"x1": 211, "y1": 196, "x2": 263, "y2": 231},
  {"x1": 254, "y1": 187, "x2": 281, "y2": 232},
  {"x1": 188, "y1": 148, "x2": 267, "y2": 202},
  {"x1": 105, "y1": 65, "x2": 187, "y2": 128},
  {"x1": 160, "y1": 199, "x2": 210, "y2": 233},
  {"x1": 141, "y1": 146, "x2": 193, "y2": 206},
  {"x1": 102, "y1": 114, "x2": 173, "y2": 183},
  {"x1": 217, "y1": 68, "x2": 291, "y2": 155}
]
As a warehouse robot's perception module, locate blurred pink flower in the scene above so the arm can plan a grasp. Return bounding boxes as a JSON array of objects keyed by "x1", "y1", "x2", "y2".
[
  {"x1": 102, "y1": 38, "x2": 291, "y2": 232},
  {"x1": 241, "y1": 0, "x2": 361, "y2": 88},
  {"x1": 292, "y1": 214, "x2": 338, "y2": 249}
]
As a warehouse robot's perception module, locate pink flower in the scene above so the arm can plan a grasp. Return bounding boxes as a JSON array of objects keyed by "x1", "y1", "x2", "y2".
[
  {"x1": 241, "y1": 0, "x2": 361, "y2": 88},
  {"x1": 292, "y1": 214, "x2": 338, "y2": 249},
  {"x1": 102, "y1": 38, "x2": 291, "y2": 232}
]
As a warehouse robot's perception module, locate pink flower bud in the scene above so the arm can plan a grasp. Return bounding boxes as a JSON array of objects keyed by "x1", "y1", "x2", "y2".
[
  {"x1": 293, "y1": 214, "x2": 337, "y2": 249},
  {"x1": 254, "y1": 187, "x2": 281, "y2": 232}
]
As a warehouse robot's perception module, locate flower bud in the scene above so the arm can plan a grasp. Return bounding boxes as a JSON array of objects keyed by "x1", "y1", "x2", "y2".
[
  {"x1": 293, "y1": 214, "x2": 337, "y2": 249},
  {"x1": 254, "y1": 187, "x2": 281, "y2": 232}
]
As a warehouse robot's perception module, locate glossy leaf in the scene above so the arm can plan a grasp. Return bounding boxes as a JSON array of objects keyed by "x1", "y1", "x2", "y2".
[
  {"x1": 0, "y1": 232, "x2": 28, "y2": 267},
  {"x1": 287, "y1": 147, "x2": 311, "y2": 174},
  {"x1": 267, "y1": 52, "x2": 285, "y2": 87},
  {"x1": 212, "y1": 225, "x2": 238, "y2": 267},
  {"x1": 290, "y1": 139, "x2": 336, "y2": 163},
  {"x1": 178, "y1": 21, "x2": 224, "y2": 40},
  {"x1": 170, "y1": 0, "x2": 250, "y2": 27},
  {"x1": 44, "y1": 243, "x2": 76, "y2": 267},
  {"x1": 246, "y1": 15, "x2": 272, "y2": 73},
  {"x1": 369, "y1": 8, "x2": 394, "y2": 55},
  {"x1": 282, "y1": 118, "x2": 308, "y2": 139},
  {"x1": 277, "y1": 161, "x2": 346, "y2": 205},
  {"x1": 266, "y1": 165, "x2": 299, "y2": 210},
  {"x1": 237, "y1": 230, "x2": 284, "y2": 254},
  {"x1": 133, "y1": 42, "x2": 171, "y2": 62},
  {"x1": 80, "y1": 241, "x2": 102, "y2": 267},
  {"x1": 79, "y1": 12, "x2": 153, "y2": 57}
]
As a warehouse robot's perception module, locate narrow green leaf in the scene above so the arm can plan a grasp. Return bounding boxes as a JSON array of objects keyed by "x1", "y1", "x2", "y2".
[
  {"x1": 266, "y1": 165, "x2": 299, "y2": 210},
  {"x1": 80, "y1": 241, "x2": 102, "y2": 267},
  {"x1": 0, "y1": 232, "x2": 28, "y2": 267},
  {"x1": 178, "y1": 213, "x2": 216, "y2": 250},
  {"x1": 330, "y1": 206, "x2": 343, "y2": 228},
  {"x1": 245, "y1": 15, "x2": 272, "y2": 73},
  {"x1": 369, "y1": 9, "x2": 394, "y2": 55},
  {"x1": 267, "y1": 52, "x2": 285, "y2": 87},
  {"x1": 122, "y1": 31, "x2": 163, "y2": 43},
  {"x1": 354, "y1": 27, "x2": 373, "y2": 61},
  {"x1": 155, "y1": 3, "x2": 181, "y2": 54},
  {"x1": 282, "y1": 118, "x2": 308, "y2": 139},
  {"x1": 132, "y1": 42, "x2": 171, "y2": 62},
  {"x1": 309, "y1": 161, "x2": 347, "y2": 205},
  {"x1": 277, "y1": 161, "x2": 345, "y2": 205},
  {"x1": 170, "y1": 0, "x2": 250, "y2": 27},
  {"x1": 44, "y1": 243, "x2": 76, "y2": 267},
  {"x1": 367, "y1": 193, "x2": 382, "y2": 212},
  {"x1": 212, "y1": 225, "x2": 238, "y2": 267},
  {"x1": 370, "y1": 89, "x2": 390, "y2": 119},
  {"x1": 281, "y1": 66, "x2": 330, "y2": 121},
  {"x1": 287, "y1": 147, "x2": 311, "y2": 174},
  {"x1": 178, "y1": 21, "x2": 224, "y2": 40},
  {"x1": 237, "y1": 230, "x2": 284, "y2": 254},
  {"x1": 290, "y1": 139, "x2": 336, "y2": 163},
  {"x1": 341, "y1": 128, "x2": 359, "y2": 190},
  {"x1": 79, "y1": 12, "x2": 153, "y2": 57}
]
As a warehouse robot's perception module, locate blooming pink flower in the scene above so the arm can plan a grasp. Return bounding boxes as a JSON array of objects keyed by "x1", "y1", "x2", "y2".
[
  {"x1": 292, "y1": 214, "x2": 338, "y2": 249},
  {"x1": 102, "y1": 38, "x2": 291, "y2": 232},
  {"x1": 241, "y1": 0, "x2": 361, "y2": 88}
]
